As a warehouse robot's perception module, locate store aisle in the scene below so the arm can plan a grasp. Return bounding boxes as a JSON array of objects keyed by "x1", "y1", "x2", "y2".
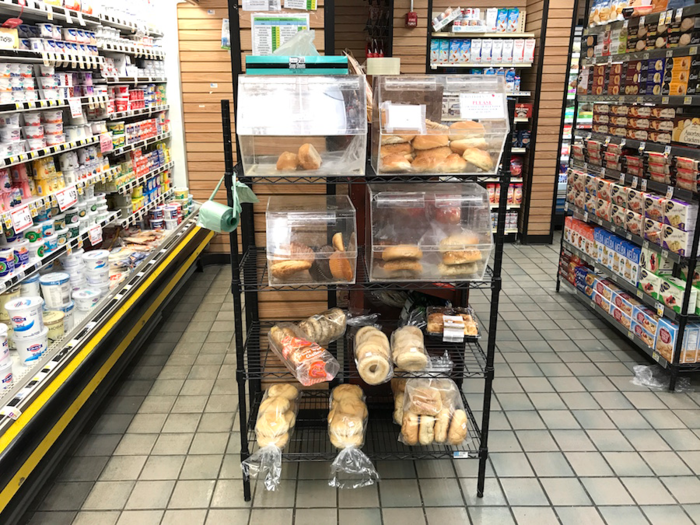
[{"x1": 21, "y1": 236, "x2": 700, "y2": 525}]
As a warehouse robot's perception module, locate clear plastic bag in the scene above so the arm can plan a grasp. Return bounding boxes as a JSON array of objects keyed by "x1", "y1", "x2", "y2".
[
  {"x1": 268, "y1": 324, "x2": 340, "y2": 386},
  {"x1": 354, "y1": 325, "x2": 393, "y2": 386},
  {"x1": 242, "y1": 383, "x2": 301, "y2": 491},
  {"x1": 391, "y1": 377, "x2": 406, "y2": 424},
  {"x1": 272, "y1": 29, "x2": 320, "y2": 57},
  {"x1": 399, "y1": 378, "x2": 469, "y2": 446},
  {"x1": 631, "y1": 365, "x2": 694, "y2": 392},
  {"x1": 298, "y1": 308, "x2": 348, "y2": 347},
  {"x1": 426, "y1": 306, "x2": 479, "y2": 339},
  {"x1": 328, "y1": 384, "x2": 379, "y2": 488},
  {"x1": 391, "y1": 325, "x2": 428, "y2": 372}
]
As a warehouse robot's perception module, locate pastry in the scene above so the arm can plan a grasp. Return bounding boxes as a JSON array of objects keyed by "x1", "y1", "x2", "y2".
[
  {"x1": 425, "y1": 119, "x2": 449, "y2": 131},
  {"x1": 413, "y1": 134, "x2": 449, "y2": 150},
  {"x1": 450, "y1": 137, "x2": 489, "y2": 155},
  {"x1": 332, "y1": 232, "x2": 345, "y2": 252},
  {"x1": 357, "y1": 353, "x2": 391, "y2": 385},
  {"x1": 298, "y1": 143, "x2": 322, "y2": 170},
  {"x1": 442, "y1": 249, "x2": 482, "y2": 266},
  {"x1": 439, "y1": 153, "x2": 468, "y2": 172},
  {"x1": 329, "y1": 252, "x2": 353, "y2": 282},
  {"x1": 267, "y1": 383, "x2": 299, "y2": 400},
  {"x1": 381, "y1": 134, "x2": 415, "y2": 145},
  {"x1": 411, "y1": 155, "x2": 442, "y2": 173},
  {"x1": 380, "y1": 153, "x2": 412, "y2": 172},
  {"x1": 449, "y1": 121, "x2": 486, "y2": 140},
  {"x1": 298, "y1": 308, "x2": 347, "y2": 346},
  {"x1": 383, "y1": 259, "x2": 424, "y2": 274},
  {"x1": 414, "y1": 146, "x2": 452, "y2": 160},
  {"x1": 270, "y1": 260, "x2": 313, "y2": 279},
  {"x1": 382, "y1": 245, "x2": 423, "y2": 261},
  {"x1": 408, "y1": 386, "x2": 442, "y2": 415},
  {"x1": 434, "y1": 408, "x2": 451, "y2": 443},
  {"x1": 331, "y1": 431, "x2": 363, "y2": 449},
  {"x1": 332, "y1": 384, "x2": 364, "y2": 401},
  {"x1": 356, "y1": 341, "x2": 389, "y2": 361},
  {"x1": 447, "y1": 409, "x2": 468, "y2": 445},
  {"x1": 439, "y1": 233, "x2": 480, "y2": 250},
  {"x1": 330, "y1": 414, "x2": 364, "y2": 438},
  {"x1": 360, "y1": 332, "x2": 390, "y2": 353},
  {"x1": 419, "y1": 415, "x2": 435, "y2": 445},
  {"x1": 400, "y1": 325, "x2": 422, "y2": 338},
  {"x1": 391, "y1": 326, "x2": 428, "y2": 371},
  {"x1": 380, "y1": 143, "x2": 413, "y2": 159},
  {"x1": 332, "y1": 397, "x2": 368, "y2": 420},
  {"x1": 401, "y1": 412, "x2": 420, "y2": 445},
  {"x1": 259, "y1": 396, "x2": 291, "y2": 415},
  {"x1": 276, "y1": 151, "x2": 299, "y2": 171},
  {"x1": 270, "y1": 242, "x2": 315, "y2": 279},
  {"x1": 427, "y1": 312, "x2": 478, "y2": 335},
  {"x1": 309, "y1": 245, "x2": 333, "y2": 281},
  {"x1": 462, "y1": 147, "x2": 495, "y2": 171}
]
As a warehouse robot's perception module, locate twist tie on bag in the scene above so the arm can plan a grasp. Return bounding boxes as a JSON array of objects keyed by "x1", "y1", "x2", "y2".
[
  {"x1": 329, "y1": 446, "x2": 379, "y2": 489},
  {"x1": 197, "y1": 172, "x2": 258, "y2": 234},
  {"x1": 241, "y1": 445, "x2": 282, "y2": 491}
]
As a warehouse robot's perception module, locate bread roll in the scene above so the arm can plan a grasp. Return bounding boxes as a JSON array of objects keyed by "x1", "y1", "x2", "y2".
[
  {"x1": 415, "y1": 146, "x2": 452, "y2": 160},
  {"x1": 329, "y1": 252, "x2": 353, "y2": 282},
  {"x1": 462, "y1": 148, "x2": 495, "y2": 171},
  {"x1": 450, "y1": 137, "x2": 489, "y2": 155},
  {"x1": 419, "y1": 415, "x2": 435, "y2": 445},
  {"x1": 298, "y1": 143, "x2": 322, "y2": 170},
  {"x1": 447, "y1": 409, "x2": 468, "y2": 445},
  {"x1": 267, "y1": 383, "x2": 299, "y2": 400},
  {"x1": 411, "y1": 155, "x2": 442, "y2": 173},
  {"x1": 439, "y1": 153, "x2": 468, "y2": 173},
  {"x1": 413, "y1": 134, "x2": 449, "y2": 150},
  {"x1": 332, "y1": 384, "x2": 364, "y2": 401},
  {"x1": 381, "y1": 134, "x2": 415, "y2": 145},
  {"x1": 380, "y1": 154, "x2": 412, "y2": 172},
  {"x1": 380, "y1": 143, "x2": 413, "y2": 159},
  {"x1": 401, "y1": 413, "x2": 420, "y2": 445},
  {"x1": 276, "y1": 151, "x2": 299, "y2": 171},
  {"x1": 409, "y1": 386, "x2": 442, "y2": 415},
  {"x1": 449, "y1": 121, "x2": 486, "y2": 140}
]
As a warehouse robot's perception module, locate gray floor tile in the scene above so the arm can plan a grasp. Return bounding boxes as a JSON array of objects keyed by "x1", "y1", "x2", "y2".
[
  {"x1": 527, "y1": 452, "x2": 574, "y2": 477},
  {"x1": 39, "y1": 482, "x2": 94, "y2": 511},
  {"x1": 296, "y1": 480, "x2": 337, "y2": 508},
  {"x1": 168, "y1": 480, "x2": 216, "y2": 509},
  {"x1": 512, "y1": 507, "x2": 559, "y2": 525},
  {"x1": 116, "y1": 510, "x2": 164, "y2": 525},
  {"x1": 125, "y1": 480, "x2": 175, "y2": 510},
  {"x1": 295, "y1": 508, "x2": 337, "y2": 525},
  {"x1": 621, "y1": 477, "x2": 675, "y2": 505},
  {"x1": 660, "y1": 476, "x2": 700, "y2": 504},
  {"x1": 581, "y1": 477, "x2": 634, "y2": 505},
  {"x1": 642, "y1": 506, "x2": 694, "y2": 525},
  {"x1": 26, "y1": 511, "x2": 77, "y2": 525},
  {"x1": 641, "y1": 451, "x2": 693, "y2": 476},
  {"x1": 81, "y1": 481, "x2": 134, "y2": 510},
  {"x1": 57, "y1": 456, "x2": 109, "y2": 482},
  {"x1": 541, "y1": 477, "x2": 591, "y2": 505},
  {"x1": 99, "y1": 456, "x2": 147, "y2": 481},
  {"x1": 161, "y1": 509, "x2": 208, "y2": 525},
  {"x1": 468, "y1": 507, "x2": 515, "y2": 525},
  {"x1": 382, "y1": 508, "x2": 427, "y2": 525},
  {"x1": 555, "y1": 507, "x2": 605, "y2": 525},
  {"x1": 205, "y1": 509, "x2": 251, "y2": 525},
  {"x1": 598, "y1": 506, "x2": 651, "y2": 525},
  {"x1": 500, "y1": 478, "x2": 549, "y2": 506},
  {"x1": 419, "y1": 478, "x2": 464, "y2": 506}
]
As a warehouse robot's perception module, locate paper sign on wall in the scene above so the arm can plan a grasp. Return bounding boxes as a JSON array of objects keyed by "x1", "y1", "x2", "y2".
[
  {"x1": 284, "y1": 0, "x2": 317, "y2": 9},
  {"x1": 459, "y1": 93, "x2": 507, "y2": 120},
  {"x1": 251, "y1": 13, "x2": 310, "y2": 55},
  {"x1": 385, "y1": 104, "x2": 426, "y2": 133},
  {"x1": 243, "y1": 0, "x2": 281, "y2": 10}
]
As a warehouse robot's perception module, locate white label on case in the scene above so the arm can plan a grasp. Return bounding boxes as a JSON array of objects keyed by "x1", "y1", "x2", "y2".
[
  {"x1": 385, "y1": 104, "x2": 426, "y2": 133},
  {"x1": 443, "y1": 315, "x2": 465, "y2": 343}
]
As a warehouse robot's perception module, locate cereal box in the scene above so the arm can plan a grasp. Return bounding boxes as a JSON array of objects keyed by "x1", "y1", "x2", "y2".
[
  {"x1": 664, "y1": 199, "x2": 698, "y2": 231},
  {"x1": 611, "y1": 305, "x2": 633, "y2": 329},
  {"x1": 638, "y1": 268, "x2": 662, "y2": 299},
  {"x1": 593, "y1": 290, "x2": 611, "y2": 312},
  {"x1": 611, "y1": 290, "x2": 641, "y2": 316},
  {"x1": 655, "y1": 318, "x2": 678, "y2": 362},
  {"x1": 662, "y1": 224, "x2": 693, "y2": 256}
]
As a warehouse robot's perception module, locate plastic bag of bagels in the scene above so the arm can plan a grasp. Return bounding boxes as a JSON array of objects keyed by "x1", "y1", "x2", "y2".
[
  {"x1": 297, "y1": 308, "x2": 348, "y2": 347},
  {"x1": 328, "y1": 384, "x2": 379, "y2": 489},
  {"x1": 268, "y1": 323, "x2": 340, "y2": 386},
  {"x1": 399, "y1": 378, "x2": 470, "y2": 447},
  {"x1": 242, "y1": 383, "x2": 301, "y2": 491},
  {"x1": 390, "y1": 324, "x2": 429, "y2": 372},
  {"x1": 353, "y1": 324, "x2": 394, "y2": 386}
]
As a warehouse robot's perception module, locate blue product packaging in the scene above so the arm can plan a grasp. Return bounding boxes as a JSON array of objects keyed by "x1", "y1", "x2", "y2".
[
  {"x1": 439, "y1": 39, "x2": 449, "y2": 63},
  {"x1": 496, "y1": 8, "x2": 508, "y2": 32},
  {"x1": 449, "y1": 39, "x2": 461, "y2": 63},
  {"x1": 507, "y1": 8, "x2": 520, "y2": 32}
]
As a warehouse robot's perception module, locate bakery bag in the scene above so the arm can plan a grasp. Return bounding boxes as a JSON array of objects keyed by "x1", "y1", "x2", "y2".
[
  {"x1": 272, "y1": 30, "x2": 319, "y2": 56},
  {"x1": 328, "y1": 385, "x2": 379, "y2": 489},
  {"x1": 241, "y1": 445, "x2": 282, "y2": 491},
  {"x1": 197, "y1": 174, "x2": 258, "y2": 234}
]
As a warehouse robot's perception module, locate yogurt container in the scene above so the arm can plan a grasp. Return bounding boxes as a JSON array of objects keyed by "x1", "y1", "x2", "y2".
[
  {"x1": 5, "y1": 296, "x2": 44, "y2": 337},
  {"x1": 164, "y1": 219, "x2": 178, "y2": 231},
  {"x1": 43, "y1": 310, "x2": 64, "y2": 341},
  {"x1": 14, "y1": 325, "x2": 48, "y2": 364},
  {"x1": 0, "y1": 248, "x2": 14, "y2": 277},
  {"x1": 28, "y1": 241, "x2": 45, "y2": 261},
  {"x1": 47, "y1": 300, "x2": 74, "y2": 332},
  {"x1": 52, "y1": 212, "x2": 66, "y2": 230},
  {"x1": 20, "y1": 273, "x2": 40, "y2": 296},
  {"x1": 10, "y1": 239, "x2": 29, "y2": 268},
  {"x1": 82, "y1": 250, "x2": 109, "y2": 270},
  {"x1": 0, "y1": 323, "x2": 8, "y2": 363},
  {"x1": 40, "y1": 272, "x2": 71, "y2": 308},
  {"x1": 36, "y1": 219, "x2": 54, "y2": 237},
  {"x1": 85, "y1": 268, "x2": 108, "y2": 285},
  {"x1": 0, "y1": 288, "x2": 20, "y2": 322},
  {"x1": 55, "y1": 227, "x2": 69, "y2": 246},
  {"x1": 73, "y1": 289, "x2": 100, "y2": 311},
  {"x1": 0, "y1": 358, "x2": 12, "y2": 391},
  {"x1": 93, "y1": 281, "x2": 110, "y2": 297},
  {"x1": 65, "y1": 208, "x2": 79, "y2": 225}
]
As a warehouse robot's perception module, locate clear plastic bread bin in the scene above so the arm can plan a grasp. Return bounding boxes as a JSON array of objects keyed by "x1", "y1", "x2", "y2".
[
  {"x1": 266, "y1": 195, "x2": 358, "y2": 286},
  {"x1": 236, "y1": 75, "x2": 367, "y2": 176},
  {"x1": 367, "y1": 183, "x2": 492, "y2": 282},
  {"x1": 371, "y1": 75, "x2": 509, "y2": 175}
]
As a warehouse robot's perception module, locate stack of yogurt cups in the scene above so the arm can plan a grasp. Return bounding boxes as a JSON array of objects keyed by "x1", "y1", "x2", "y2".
[
  {"x1": 5, "y1": 296, "x2": 48, "y2": 366},
  {"x1": 0, "y1": 320, "x2": 10, "y2": 392},
  {"x1": 82, "y1": 250, "x2": 110, "y2": 298},
  {"x1": 61, "y1": 249, "x2": 87, "y2": 292}
]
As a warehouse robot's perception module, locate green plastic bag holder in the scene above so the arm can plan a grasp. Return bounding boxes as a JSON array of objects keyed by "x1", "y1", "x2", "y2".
[{"x1": 197, "y1": 172, "x2": 258, "y2": 234}]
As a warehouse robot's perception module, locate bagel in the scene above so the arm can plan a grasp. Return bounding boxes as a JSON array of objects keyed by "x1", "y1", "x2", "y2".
[{"x1": 357, "y1": 353, "x2": 392, "y2": 385}]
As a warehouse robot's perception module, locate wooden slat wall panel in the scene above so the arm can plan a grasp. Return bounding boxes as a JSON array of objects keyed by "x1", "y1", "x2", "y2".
[
  {"x1": 521, "y1": 0, "x2": 574, "y2": 237},
  {"x1": 335, "y1": 0, "x2": 366, "y2": 60}
]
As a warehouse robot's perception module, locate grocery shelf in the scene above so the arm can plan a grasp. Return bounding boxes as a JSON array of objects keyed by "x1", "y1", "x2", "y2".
[
  {"x1": 118, "y1": 189, "x2": 173, "y2": 228},
  {"x1": 0, "y1": 209, "x2": 202, "y2": 422},
  {"x1": 574, "y1": 130, "x2": 700, "y2": 162},
  {"x1": 562, "y1": 240, "x2": 697, "y2": 322},
  {"x1": 243, "y1": 321, "x2": 485, "y2": 382},
  {"x1": 100, "y1": 76, "x2": 167, "y2": 84},
  {"x1": 0, "y1": 95, "x2": 109, "y2": 115},
  {"x1": 583, "y1": 4, "x2": 700, "y2": 36},
  {"x1": 0, "y1": 210, "x2": 121, "y2": 296},
  {"x1": 99, "y1": 42, "x2": 164, "y2": 59},
  {"x1": 239, "y1": 247, "x2": 495, "y2": 293},
  {"x1": 564, "y1": 200, "x2": 687, "y2": 264},
  {"x1": 501, "y1": 228, "x2": 518, "y2": 234},
  {"x1": 491, "y1": 204, "x2": 520, "y2": 209},
  {"x1": 484, "y1": 177, "x2": 523, "y2": 183},
  {"x1": 512, "y1": 147, "x2": 527, "y2": 153},
  {"x1": 511, "y1": 91, "x2": 531, "y2": 97},
  {"x1": 116, "y1": 161, "x2": 174, "y2": 195},
  {"x1": 0, "y1": 49, "x2": 104, "y2": 68},
  {"x1": 109, "y1": 104, "x2": 169, "y2": 120},
  {"x1": 578, "y1": 94, "x2": 700, "y2": 105},
  {"x1": 108, "y1": 131, "x2": 171, "y2": 157},
  {"x1": 431, "y1": 31, "x2": 535, "y2": 38},
  {"x1": 0, "y1": 0, "x2": 102, "y2": 27},
  {"x1": 581, "y1": 44, "x2": 700, "y2": 67},
  {"x1": 99, "y1": 13, "x2": 163, "y2": 38},
  {"x1": 246, "y1": 390, "x2": 481, "y2": 461},
  {"x1": 0, "y1": 135, "x2": 101, "y2": 169},
  {"x1": 431, "y1": 62, "x2": 532, "y2": 69},
  {"x1": 569, "y1": 160, "x2": 699, "y2": 203}
]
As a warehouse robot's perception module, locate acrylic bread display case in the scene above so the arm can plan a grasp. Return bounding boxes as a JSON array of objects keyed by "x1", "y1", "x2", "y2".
[
  {"x1": 266, "y1": 195, "x2": 358, "y2": 286},
  {"x1": 367, "y1": 183, "x2": 493, "y2": 282},
  {"x1": 371, "y1": 75, "x2": 509, "y2": 175},
  {"x1": 236, "y1": 75, "x2": 367, "y2": 176}
]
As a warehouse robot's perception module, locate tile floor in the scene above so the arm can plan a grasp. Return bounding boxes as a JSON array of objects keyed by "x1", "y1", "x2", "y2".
[{"x1": 20, "y1": 235, "x2": 700, "y2": 525}]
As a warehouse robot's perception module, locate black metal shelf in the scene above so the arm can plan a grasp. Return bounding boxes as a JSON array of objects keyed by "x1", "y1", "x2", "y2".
[
  {"x1": 562, "y1": 240, "x2": 698, "y2": 322},
  {"x1": 574, "y1": 130, "x2": 700, "y2": 161},
  {"x1": 581, "y1": 44, "x2": 700, "y2": 67},
  {"x1": 578, "y1": 94, "x2": 700, "y2": 106},
  {"x1": 583, "y1": 4, "x2": 700, "y2": 36},
  {"x1": 247, "y1": 390, "x2": 481, "y2": 461},
  {"x1": 243, "y1": 321, "x2": 486, "y2": 382},
  {"x1": 239, "y1": 247, "x2": 495, "y2": 293}
]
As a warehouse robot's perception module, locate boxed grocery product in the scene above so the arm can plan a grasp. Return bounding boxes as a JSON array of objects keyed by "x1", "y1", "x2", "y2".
[
  {"x1": 575, "y1": 266, "x2": 591, "y2": 292},
  {"x1": 633, "y1": 305, "x2": 660, "y2": 336},
  {"x1": 644, "y1": 219, "x2": 663, "y2": 245},
  {"x1": 644, "y1": 194, "x2": 666, "y2": 222},
  {"x1": 611, "y1": 290, "x2": 640, "y2": 316},
  {"x1": 627, "y1": 188, "x2": 644, "y2": 213},
  {"x1": 624, "y1": 243, "x2": 641, "y2": 284},
  {"x1": 594, "y1": 278, "x2": 618, "y2": 301},
  {"x1": 596, "y1": 199, "x2": 612, "y2": 221},
  {"x1": 611, "y1": 204, "x2": 627, "y2": 229},
  {"x1": 632, "y1": 319, "x2": 657, "y2": 349},
  {"x1": 612, "y1": 237, "x2": 625, "y2": 275},
  {"x1": 605, "y1": 233, "x2": 617, "y2": 269},
  {"x1": 660, "y1": 276, "x2": 698, "y2": 314},
  {"x1": 673, "y1": 112, "x2": 700, "y2": 146},
  {"x1": 595, "y1": 227, "x2": 606, "y2": 264},
  {"x1": 638, "y1": 268, "x2": 662, "y2": 299},
  {"x1": 626, "y1": 210, "x2": 643, "y2": 237},
  {"x1": 662, "y1": 224, "x2": 693, "y2": 256},
  {"x1": 681, "y1": 324, "x2": 699, "y2": 364},
  {"x1": 611, "y1": 305, "x2": 633, "y2": 329},
  {"x1": 611, "y1": 183, "x2": 627, "y2": 206},
  {"x1": 593, "y1": 290, "x2": 611, "y2": 312},
  {"x1": 585, "y1": 193, "x2": 597, "y2": 213},
  {"x1": 655, "y1": 318, "x2": 678, "y2": 362},
  {"x1": 665, "y1": 199, "x2": 698, "y2": 231}
]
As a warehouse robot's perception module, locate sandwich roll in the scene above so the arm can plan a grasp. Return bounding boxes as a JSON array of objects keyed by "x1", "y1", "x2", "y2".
[{"x1": 413, "y1": 134, "x2": 449, "y2": 150}]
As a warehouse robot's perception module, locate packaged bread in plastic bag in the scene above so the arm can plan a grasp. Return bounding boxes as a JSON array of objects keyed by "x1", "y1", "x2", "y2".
[
  {"x1": 328, "y1": 384, "x2": 379, "y2": 489},
  {"x1": 269, "y1": 323, "x2": 340, "y2": 386},
  {"x1": 298, "y1": 308, "x2": 348, "y2": 347},
  {"x1": 354, "y1": 325, "x2": 393, "y2": 385},
  {"x1": 399, "y1": 378, "x2": 469, "y2": 446},
  {"x1": 391, "y1": 325, "x2": 428, "y2": 371},
  {"x1": 242, "y1": 383, "x2": 300, "y2": 491},
  {"x1": 391, "y1": 377, "x2": 407, "y2": 424}
]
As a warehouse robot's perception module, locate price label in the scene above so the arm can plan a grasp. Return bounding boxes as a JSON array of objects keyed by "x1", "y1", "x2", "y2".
[
  {"x1": 677, "y1": 7, "x2": 684, "y2": 20},
  {"x1": 55, "y1": 185, "x2": 78, "y2": 212},
  {"x1": 0, "y1": 406, "x2": 21, "y2": 420},
  {"x1": 68, "y1": 97, "x2": 82, "y2": 118},
  {"x1": 652, "y1": 351, "x2": 661, "y2": 363},
  {"x1": 627, "y1": 330, "x2": 634, "y2": 340},
  {"x1": 641, "y1": 179, "x2": 647, "y2": 191},
  {"x1": 10, "y1": 205, "x2": 32, "y2": 234},
  {"x1": 619, "y1": 173, "x2": 625, "y2": 184},
  {"x1": 583, "y1": 211, "x2": 589, "y2": 222},
  {"x1": 100, "y1": 133, "x2": 113, "y2": 153},
  {"x1": 663, "y1": 96, "x2": 669, "y2": 104},
  {"x1": 626, "y1": 232, "x2": 632, "y2": 240},
  {"x1": 639, "y1": 142, "x2": 646, "y2": 153},
  {"x1": 88, "y1": 224, "x2": 102, "y2": 245},
  {"x1": 600, "y1": 167, "x2": 606, "y2": 176},
  {"x1": 632, "y1": 176, "x2": 638, "y2": 188},
  {"x1": 666, "y1": 186, "x2": 674, "y2": 199},
  {"x1": 660, "y1": 11, "x2": 667, "y2": 25},
  {"x1": 386, "y1": 103, "x2": 426, "y2": 133},
  {"x1": 656, "y1": 301, "x2": 664, "y2": 316},
  {"x1": 564, "y1": 202, "x2": 569, "y2": 211},
  {"x1": 643, "y1": 240, "x2": 650, "y2": 249},
  {"x1": 443, "y1": 315, "x2": 465, "y2": 343},
  {"x1": 685, "y1": 96, "x2": 692, "y2": 105},
  {"x1": 636, "y1": 289, "x2": 643, "y2": 298}
]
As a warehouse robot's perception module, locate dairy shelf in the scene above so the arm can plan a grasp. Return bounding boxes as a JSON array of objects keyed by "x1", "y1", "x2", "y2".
[
  {"x1": 431, "y1": 31, "x2": 535, "y2": 38},
  {"x1": 431, "y1": 62, "x2": 532, "y2": 69},
  {"x1": 109, "y1": 104, "x2": 169, "y2": 120},
  {"x1": 0, "y1": 210, "x2": 200, "y2": 424},
  {"x1": 0, "y1": 49, "x2": 104, "y2": 68},
  {"x1": 99, "y1": 42, "x2": 164, "y2": 59},
  {"x1": 100, "y1": 76, "x2": 167, "y2": 84},
  {"x1": 116, "y1": 161, "x2": 173, "y2": 195},
  {"x1": 564, "y1": 200, "x2": 687, "y2": 264},
  {"x1": 239, "y1": 247, "x2": 495, "y2": 293},
  {"x1": 562, "y1": 240, "x2": 697, "y2": 322},
  {"x1": 0, "y1": 95, "x2": 109, "y2": 115},
  {"x1": 569, "y1": 161, "x2": 699, "y2": 203},
  {"x1": 512, "y1": 147, "x2": 527, "y2": 153},
  {"x1": 491, "y1": 204, "x2": 520, "y2": 209},
  {"x1": 0, "y1": 0, "x2": 102, "y2": 27},
  {"x1": 0, "y1": 135, "x2": 101, "y2": 169},
  {"x1": 107, "y1": 131, "x2": 171, "y2": 157},
  {"x1": 99, "y1": 13, "x2": 163, "y2": 38},
  {"x1": 242, "y1": 321, "x2": 486, "y2": 382},
  {"x1": 246, "y1": 390, "x2": 481, "y2": 462},
  {"x1": 118, "y1": 189, "x2": 173, "y2": 228}
]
